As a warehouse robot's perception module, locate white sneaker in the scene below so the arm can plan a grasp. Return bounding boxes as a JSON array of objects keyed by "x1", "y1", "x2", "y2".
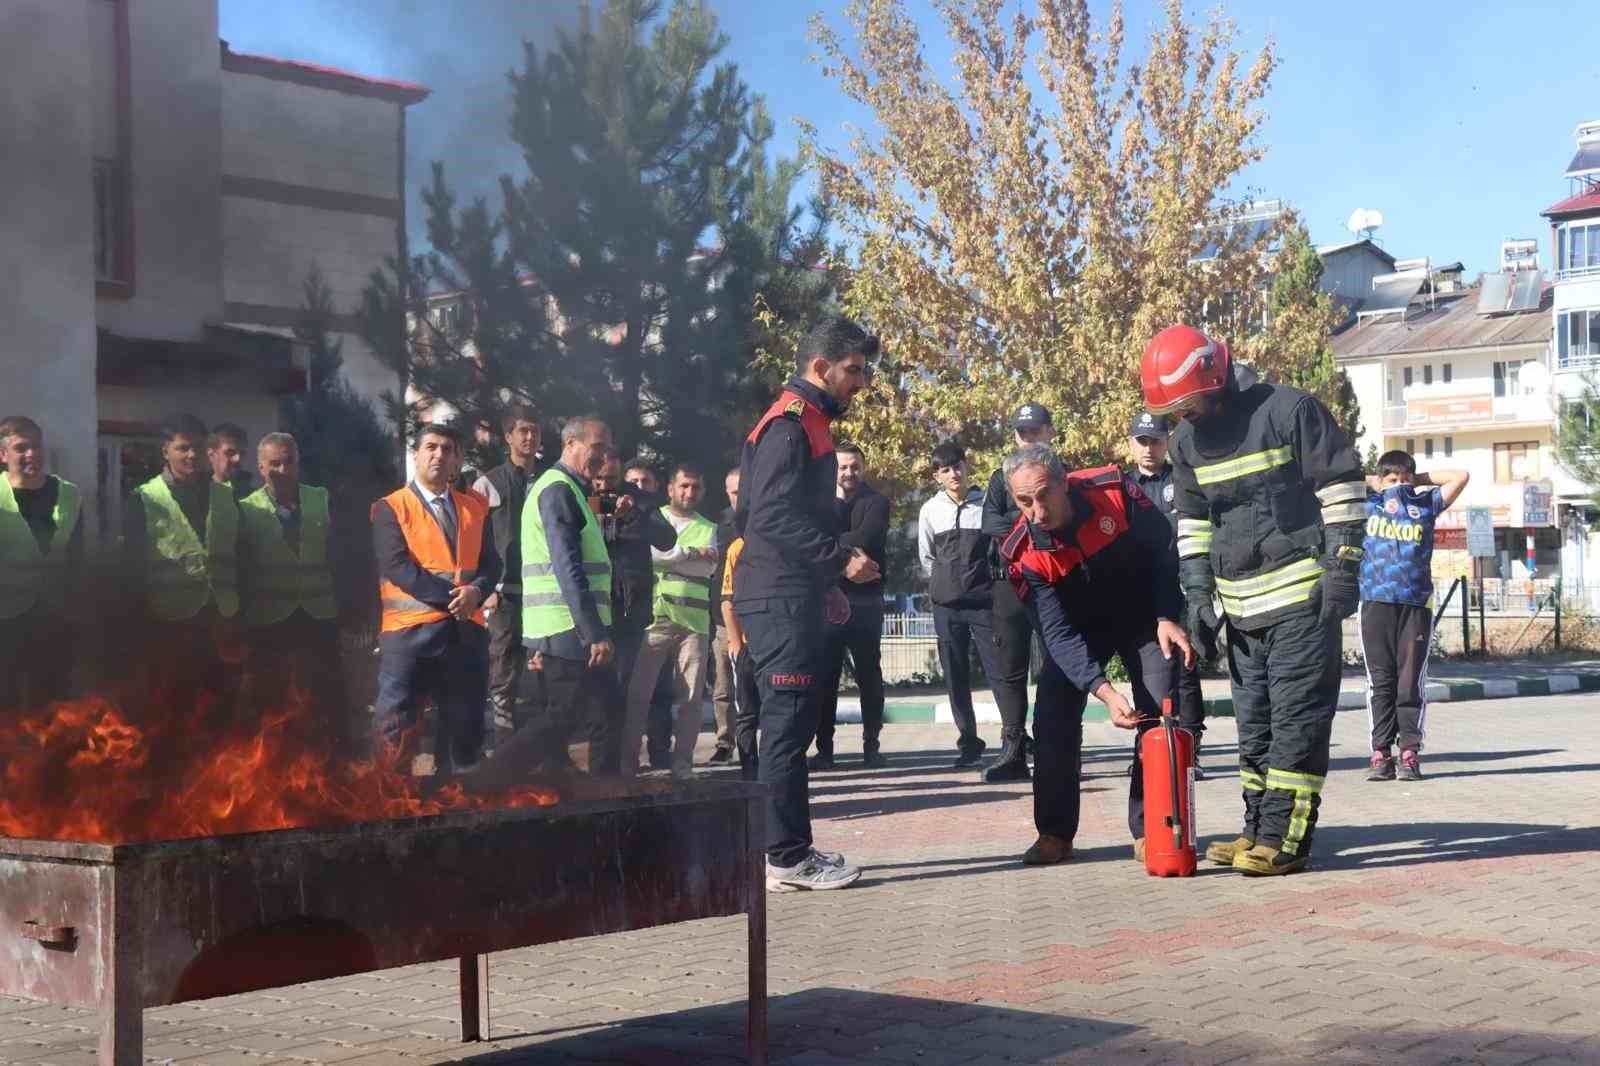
[{"x1": 766, "y1": 852, "x2": 862, "y2": 892}]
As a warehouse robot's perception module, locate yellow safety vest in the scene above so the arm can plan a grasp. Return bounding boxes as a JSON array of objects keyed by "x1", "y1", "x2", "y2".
[
  {"x1": 237, "y1": 485, "x2": 337, "y2": 625},
  {"x1": 0, "y1": 476, "x2": 80, "y2": 619},
  {"x1": 521, "y1": 467, "x2": 612, "y2": 639},
  {"x1": 652, "y1": 508, "x2": 715, "y2": 634},
  {"x1": 134, "y1": 476, "x2": 239, "y2": 620}
]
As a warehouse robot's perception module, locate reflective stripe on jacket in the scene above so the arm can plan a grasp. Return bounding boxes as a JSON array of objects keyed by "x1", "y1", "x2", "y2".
[
  {"x1": 238, "y1": 485, "x2": 336, "y2": 625},
  {"x1": 652, "y1": 508, "x2": 716, "y2": 634},
  {"x1": 136, "y1": 476, "x2": 239, "y2": 620}
]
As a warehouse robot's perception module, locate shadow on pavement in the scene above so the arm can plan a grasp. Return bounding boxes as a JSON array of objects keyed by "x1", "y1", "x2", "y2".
[
  {"x1": 1325, "y1": 747, "x2": 1564, "y2": 774},
  {"x1": 1316, "y1": 821, "x2": 1600, "y2": 871},
  {"x1": 463, "y1": 986, "x2": 1137, "y2": 1065}
]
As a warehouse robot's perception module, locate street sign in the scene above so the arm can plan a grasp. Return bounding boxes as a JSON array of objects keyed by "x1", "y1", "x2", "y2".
[
  {"x1": 1466, "y1": 507, "x2": 1496, "y2": 557},
  {"x1": 1523, "y1": 478, "x2": 1554, "y2": 527}
]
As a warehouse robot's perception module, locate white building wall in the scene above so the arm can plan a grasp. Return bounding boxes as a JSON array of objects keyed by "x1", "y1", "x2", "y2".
[
  {"x1": 96, "y1": 0, "x2": 224, "y2": 343},
  {"x1": 0, "y1": 0, "x2": 100, "y2": 520}
]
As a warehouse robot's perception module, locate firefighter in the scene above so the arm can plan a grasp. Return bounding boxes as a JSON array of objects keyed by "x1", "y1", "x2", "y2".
[
  {"x1": 998, "y1": 445, "x2": 1194, "y2": 866},
  {"x1": 736, "y1": 315, "x2": 881, "y2": 892},
  {"x1": 1141, "y1": 323, "x2": 1366, "y2": 876},
  {"x1": 237, "y1": 432, "x2": 349, "y2": 746},
  {"x1": 0, "y1": 415, "x2": 83, "y2": 710}
]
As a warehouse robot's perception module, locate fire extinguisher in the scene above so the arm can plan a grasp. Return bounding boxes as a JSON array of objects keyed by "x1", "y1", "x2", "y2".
[{"x1": 1140, "y1": 659, "x2": 1197, "y2": 877}]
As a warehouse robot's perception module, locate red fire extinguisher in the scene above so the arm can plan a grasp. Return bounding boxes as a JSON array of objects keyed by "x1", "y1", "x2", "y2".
[{"x1": 1140, "y1": 670, "x2": 1197, "y2": 877}]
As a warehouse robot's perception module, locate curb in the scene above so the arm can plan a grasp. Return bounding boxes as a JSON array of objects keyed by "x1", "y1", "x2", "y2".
[{"x1": 914, "y1": 672, "x2": 1600, "y2": 724}]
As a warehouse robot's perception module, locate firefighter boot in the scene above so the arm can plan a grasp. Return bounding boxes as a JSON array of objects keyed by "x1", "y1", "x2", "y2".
[
  {"x1": 1233, "y1": 842, "x2": 1309, "y2": 877},
  {"x1": 1205, "y1": 835, "x2": 1254, "y2": 866}
]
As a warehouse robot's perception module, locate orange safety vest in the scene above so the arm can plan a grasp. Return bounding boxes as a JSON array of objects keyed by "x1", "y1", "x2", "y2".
[{"x1": 372, "y1": 485, "x2": 489, "y2": 632}]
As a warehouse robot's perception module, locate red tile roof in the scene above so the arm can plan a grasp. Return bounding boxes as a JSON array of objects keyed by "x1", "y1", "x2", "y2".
[
  {"x1": 220, "y1": 43, "x2": 430, "y2": 106},
  {"x1": 1541, "y1": 190, "x2": 1600, "y2": 219}
]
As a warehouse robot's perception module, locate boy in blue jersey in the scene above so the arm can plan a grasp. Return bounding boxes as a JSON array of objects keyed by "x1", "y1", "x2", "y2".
[{"x1": 1359, "y1": 451, "x2": 1470, "y2": 782}]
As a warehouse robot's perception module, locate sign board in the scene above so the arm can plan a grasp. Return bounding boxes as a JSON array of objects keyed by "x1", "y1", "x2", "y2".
[
  {"x1": 1405, "y1": 395, "x2": 1493, "y2": 427},
  {"x1": 1466, "y1": 508, "x2": 1496, "y2": 557},
  {"x1": 1522, "y1": 479, "x2": 1554, "y2": 527},
  {"x1": 1433, "y1": 527, "x2": 1466, "y2": 551}
]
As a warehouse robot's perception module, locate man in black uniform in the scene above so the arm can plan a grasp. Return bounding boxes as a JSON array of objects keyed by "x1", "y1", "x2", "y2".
[
  {"x1": 1142, "y1": 323, "x2": 1365, "y2": 876},
  {"x1": 978, "y1": 403, "x2": 1054, "y2": 782},
  {"x1": 998, "y1": 445, "x2": 1194, "y2": 865},
  {"x1": 471, "y1": 404, "x2": 542, "y2": 749},
  {"x1": 811, "y1": 442, "x2": 890, "y2": 770},
  {"x1": 1125, "y1": 409, "x2": 1207, "y2": 774},
  {"x1": 737, "y1": 316, "x2": 881, "y2": 892}
]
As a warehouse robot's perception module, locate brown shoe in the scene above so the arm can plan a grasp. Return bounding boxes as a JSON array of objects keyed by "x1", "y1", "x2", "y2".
[
  {"x1": 1233, "y1": 842, "x2": 1309, "y2": 877},
  {"x1": 1205, "y1": 835, "x2": 1254, "y2": 866},
  {"x1": 1023, "y1": 834, "x2": 1073, "y2": 865},
  {"x1": 1132, "y1": 837, "x2": 1146, "y2": 862}
]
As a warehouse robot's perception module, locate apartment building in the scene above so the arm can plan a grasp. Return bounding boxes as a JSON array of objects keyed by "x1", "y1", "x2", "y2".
[{"x1": 0, "y1": 0, "x2": 426, "y2": 545}]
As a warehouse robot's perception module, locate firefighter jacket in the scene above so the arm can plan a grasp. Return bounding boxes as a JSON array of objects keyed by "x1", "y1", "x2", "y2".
[
  {"x1": 1169, "y1": 383, "x2": 1365, "y2": 630},
  {"x1": 999, "y1": 466, "x2": 1179, "y2": 694},
  {"x1": 733, "y1": 377, "x2": 848, "y2": 604}
]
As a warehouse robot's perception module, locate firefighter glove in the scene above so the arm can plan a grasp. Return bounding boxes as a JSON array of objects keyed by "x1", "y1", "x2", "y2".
[
  {"x1": 1178, "y1": 556, "x2": 1219, "y2": 660},
  {"x1": 1318, "y1": 544, "x2": 1363, "y2": 624}
]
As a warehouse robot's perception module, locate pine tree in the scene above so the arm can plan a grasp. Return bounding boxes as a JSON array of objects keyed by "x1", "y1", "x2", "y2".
[{"x1": 1557, "y1": 376, "x2": 1600, "y2": 501}]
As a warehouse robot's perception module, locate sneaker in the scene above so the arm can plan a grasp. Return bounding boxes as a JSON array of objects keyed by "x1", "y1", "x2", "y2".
[
  {"x1": 1368, "y1": 750, "x2": 1396, "y2": 781},
  {"x1": 953, "y1": 747, "x2": 986, "y2": 769},
  {"x1": 807, "y1": 752, "x2": 836, "y2": 771},
  {"x1": 1204, "y1": 835, "x2": 1254, "y2": 866},
  {"x1": 766, "y1": 853, "x2": 861, "y2": 892},
  {"x1": 1022, "y1": 834, "x2": 1073, "y2": 866},
  {"x1": 1398, "y1": 750, "x2": 1422, "y2": 781},
  {"x1": 1233, "y1": 842, "x2": 1308, "y2": 877},
  {"x1": 1132, "y1": 837, "x2": 1146, "y2": 863},
  {"x1": 861, "y1": 750, "x2": 889, "y2": 769},
  {"x1": 809, "y1": 847, "x2": 847, "y2": 868},
  {"x1": 707, "y1": 747, "x2": 733, "y2": 766}
]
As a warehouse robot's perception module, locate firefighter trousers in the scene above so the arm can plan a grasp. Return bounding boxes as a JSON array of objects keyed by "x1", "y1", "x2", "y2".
[{"x1": 1225, "y1": 608, "x2": 1342, "y2": 857}]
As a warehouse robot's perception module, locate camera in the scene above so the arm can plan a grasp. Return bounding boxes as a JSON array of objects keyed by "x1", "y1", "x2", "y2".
[{"x1": 593, "y1": 491, "x2": 622, "y2": 517}]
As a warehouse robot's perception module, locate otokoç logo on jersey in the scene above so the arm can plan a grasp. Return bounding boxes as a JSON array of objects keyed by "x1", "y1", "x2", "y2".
[{"x1": 1358, "y1": 485, "x2": 1444, "y2": 606}]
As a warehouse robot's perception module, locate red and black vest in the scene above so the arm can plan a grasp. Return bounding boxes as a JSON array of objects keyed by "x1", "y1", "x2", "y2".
[
  {"x1": 733, "y1": 384, "x2": 841, "y2": 601},
  {"x1": 746, "y1": 389, "x2": 834, "y2": 458},
  {"x1": 1000, "y1": 465, "x2": 1150, "y2": 606}
]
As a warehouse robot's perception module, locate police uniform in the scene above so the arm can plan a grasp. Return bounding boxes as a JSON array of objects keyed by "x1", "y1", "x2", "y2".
[
  {"x1": 734, "y1": 377, "x2": 851, "y2": 870},
  {"x1": 1359, "y1": 484, "x2": 1443, "y2": 756},
  {"x1": 1169, "y1": 382, "x2": 1364, "y2": 867},
  {"x1": 1001, "y1": 466, "x2": 1181, "y2": 850}
]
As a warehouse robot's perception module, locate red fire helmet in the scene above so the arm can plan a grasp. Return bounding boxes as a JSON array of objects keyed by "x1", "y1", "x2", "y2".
[{"x1": 1140, "y1": 324, "x2": 1231, "y2": 415}]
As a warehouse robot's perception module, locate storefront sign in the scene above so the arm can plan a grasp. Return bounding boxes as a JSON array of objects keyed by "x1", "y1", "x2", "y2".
[
  {"x1": 1522, "y1": 479, "x2": 1554, "y2": 527},
  {"x1": 1465, "y1": 508, "x2": 1496, "y2": 557},
  {"x1": 1405, "y1": 395, "x2": 1493, "y2": 426}
]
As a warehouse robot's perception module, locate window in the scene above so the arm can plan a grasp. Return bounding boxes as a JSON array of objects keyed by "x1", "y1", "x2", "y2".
[
  {"x1": 1562, "y1": 221, "x2": 1600, "y2": 271},
  {"x1": 1443, "y1": 363, "x2": 1452, "y2": 383},
  {"x1": 1564, "y1": 400, "x2": 1596, "y2": 434},
  {"x1": 1444, "y1": 436, "x2": 1453, "y2": 457},
  {"x1": 1557, "y1": 310, "x2": 1600, "y2": 367},
  {"x1": 1405, "y1": 438, "x2": 1416, "y2": 455},
  {"x1": 93, "y1": 158, "x2": 127, "y2": 284},
  {"x1": 1424, "y1": 438, "x2": 1434, "y2": 459},
  {"x1": 1423, "y1": 364, "x2": 1433, "y2": 386},
  {"x1": 1493, "y1": 360, "x2": 1521, "y2": 397},
  {"x1": 1386, "y1": 375, "x2": 1394, "y2": 402},
  {"x1": 1493, "y1": 441, "x2": 1540, "y2": 482},
  {"x1": 1403, "y1": 366, "x2": 1414, "y2": 388}
]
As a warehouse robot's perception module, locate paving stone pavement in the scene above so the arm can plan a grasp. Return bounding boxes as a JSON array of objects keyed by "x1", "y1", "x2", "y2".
[{"x1": 5, "y1": 694, "x2": 1600, "y2": 1065}]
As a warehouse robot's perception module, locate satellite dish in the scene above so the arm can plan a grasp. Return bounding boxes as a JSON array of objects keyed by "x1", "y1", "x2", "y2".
[
  {"x1": 1520, "y1": 360, "x2": 1548, "y2": 394},
  {"x1": 1347, "y1": 208, "x2": 1384, "y2": 240}
]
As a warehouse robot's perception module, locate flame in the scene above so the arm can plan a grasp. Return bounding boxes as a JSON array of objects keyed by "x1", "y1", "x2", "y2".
[{"x1": 0, "y1": 685, "x2": 558, "y2": 844}]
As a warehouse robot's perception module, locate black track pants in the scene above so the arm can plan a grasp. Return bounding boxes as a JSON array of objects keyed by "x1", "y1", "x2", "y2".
[
  {"x1": 1360, "y1": 600, "x2": 1432, "y2": 753},
  {"x1": 989, "y1": 580, "x2": 1036, "y2": 744},
  {"x1": 1225, "y1": 608, "x2": 1341, "y2": 857}
]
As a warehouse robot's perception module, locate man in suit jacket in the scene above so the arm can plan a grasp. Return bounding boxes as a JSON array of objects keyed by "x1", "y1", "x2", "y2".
[{"x1": 371, "y1": 423, "x2": 501, "y2": 774}]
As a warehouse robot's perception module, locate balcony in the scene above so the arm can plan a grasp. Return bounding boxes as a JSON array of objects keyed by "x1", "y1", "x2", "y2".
[
  {"x1": 1556, "y1": 263, "x2": 1600, "y2": 283},
  {"x1": 1381, "y1": 392, "x2": 1553, "y2": 431}
]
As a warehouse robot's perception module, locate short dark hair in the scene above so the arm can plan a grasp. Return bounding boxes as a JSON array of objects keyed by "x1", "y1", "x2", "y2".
[
  {"x1": 160, "y1": 413, "x2": 207, "y2": 444},
  {"x1": 835, "y1": 441, "x2": 864, "y2": 462},
  {"x1": 624, "y1": 457, "x2": 656, "y2": 478},
  {"x1": 669, "y1": 461, "x2": 704, "y2": 483},
  {"x1": 414, "y1": 422, "x2": 463, "y2": 449},
  {"x1": 500, "y1": 404, "x2": 538, "y2": 435},
  {"x1": 0, "y1": 415, "x2": 42, "y2": 444},
  {"x1": 207, "y1": 422, "x2": 247, "y2": 450},
  {"x1": 797, "y1": 315, "x2": 880, "y2": 374},
  {"x1": 931, "y1": 442, "x2": 965, "y2": 470},
  {"x1": 1377, "y1": 450, "x2": 1416, "y2": 478}
]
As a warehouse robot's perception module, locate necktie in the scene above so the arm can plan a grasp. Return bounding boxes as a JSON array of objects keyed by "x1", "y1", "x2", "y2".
[{"x1": 432, "y1": 494, "x2": 458, "y2": 556}]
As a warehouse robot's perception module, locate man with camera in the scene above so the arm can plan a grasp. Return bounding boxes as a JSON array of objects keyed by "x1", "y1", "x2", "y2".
[{"x1": 592, "y1": 450, "x2": 678, "y2": 703}]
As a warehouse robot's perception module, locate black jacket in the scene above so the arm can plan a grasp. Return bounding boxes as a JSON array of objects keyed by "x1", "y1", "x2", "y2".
[
  {"x1": 835, "y1": 483, "x2": 889, "y2": 603},
  {"x1": 372, "y1": 484, "x2": 502, "y2": 659},
  {"x1": 981, "y1": 466, "x2": 1021, "y2": 580},
  {"x1": 1008, "y1": 472, "x2": 1178, "y2": 694},
  {"x1": 734, "y1": 377, "x2": 848, "y2": 603},
  {"x1": 603, "y1": 483, "x2": 678, "y2": 637},
  {"x1": 474, "y1": 460, "x2": 539, "y2": 594},
  {"x1": 919, "y1": 486, "x2": 990, "y2": 608}
]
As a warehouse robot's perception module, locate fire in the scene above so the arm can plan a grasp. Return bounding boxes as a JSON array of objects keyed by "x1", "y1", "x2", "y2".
[{"x1": 0, "y1": 687, "x2": 558, "y2": 844}]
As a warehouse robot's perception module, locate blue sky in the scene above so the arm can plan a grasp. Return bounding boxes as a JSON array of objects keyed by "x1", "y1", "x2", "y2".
[{"x1": 220, "y1": 0, "x2": 1599, "y2": 276}]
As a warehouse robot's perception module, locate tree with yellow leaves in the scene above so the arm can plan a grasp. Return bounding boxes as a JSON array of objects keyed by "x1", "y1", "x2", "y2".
[{"x1": 806, "y1": 0, "x2": 1326, "y2": 491}]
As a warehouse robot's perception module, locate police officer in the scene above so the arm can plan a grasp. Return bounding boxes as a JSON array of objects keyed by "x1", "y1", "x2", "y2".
[
  {"x1": 1126, "y1": 409, "x2": 1207, "y2": 773},
  {"x1": 737, "y1": 316, "x2": 881, "y2": 892},
  {"x1": 998, "y1": 445, "x2": 1194, "y2": 866},
  {"x1": 0, "y1": 415, "x2": 83, "y2": 710},
  {"x1": 1142, "y1": 324, "x2": 1365, "y2": 876}
]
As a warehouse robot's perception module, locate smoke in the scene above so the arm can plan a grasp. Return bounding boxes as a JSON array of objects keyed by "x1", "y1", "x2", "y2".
[{"x1": 219, "y1": 0, "x2": 583, "y2": 250}]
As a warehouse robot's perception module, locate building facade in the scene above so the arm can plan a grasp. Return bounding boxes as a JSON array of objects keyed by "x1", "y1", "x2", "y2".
[{"x1": 0, "y1": 0, "x2": 425, "y2": 546}]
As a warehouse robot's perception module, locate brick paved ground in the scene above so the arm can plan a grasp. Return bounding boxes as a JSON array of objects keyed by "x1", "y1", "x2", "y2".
[{"x1": 5, "y1": 694, "x2": 1600, "y2": 1065}]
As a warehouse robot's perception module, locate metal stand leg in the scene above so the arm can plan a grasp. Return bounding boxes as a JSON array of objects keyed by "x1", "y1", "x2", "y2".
[
  {"x1": 100, "y1": 873, "x2": 142, "y2": 1066},
  {"x1": 459, "y1": 953, "x2": 490, "y2": 1042},
  {"x1": 746, "y1": 801, "x2": 768, "y2": 1066}
]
